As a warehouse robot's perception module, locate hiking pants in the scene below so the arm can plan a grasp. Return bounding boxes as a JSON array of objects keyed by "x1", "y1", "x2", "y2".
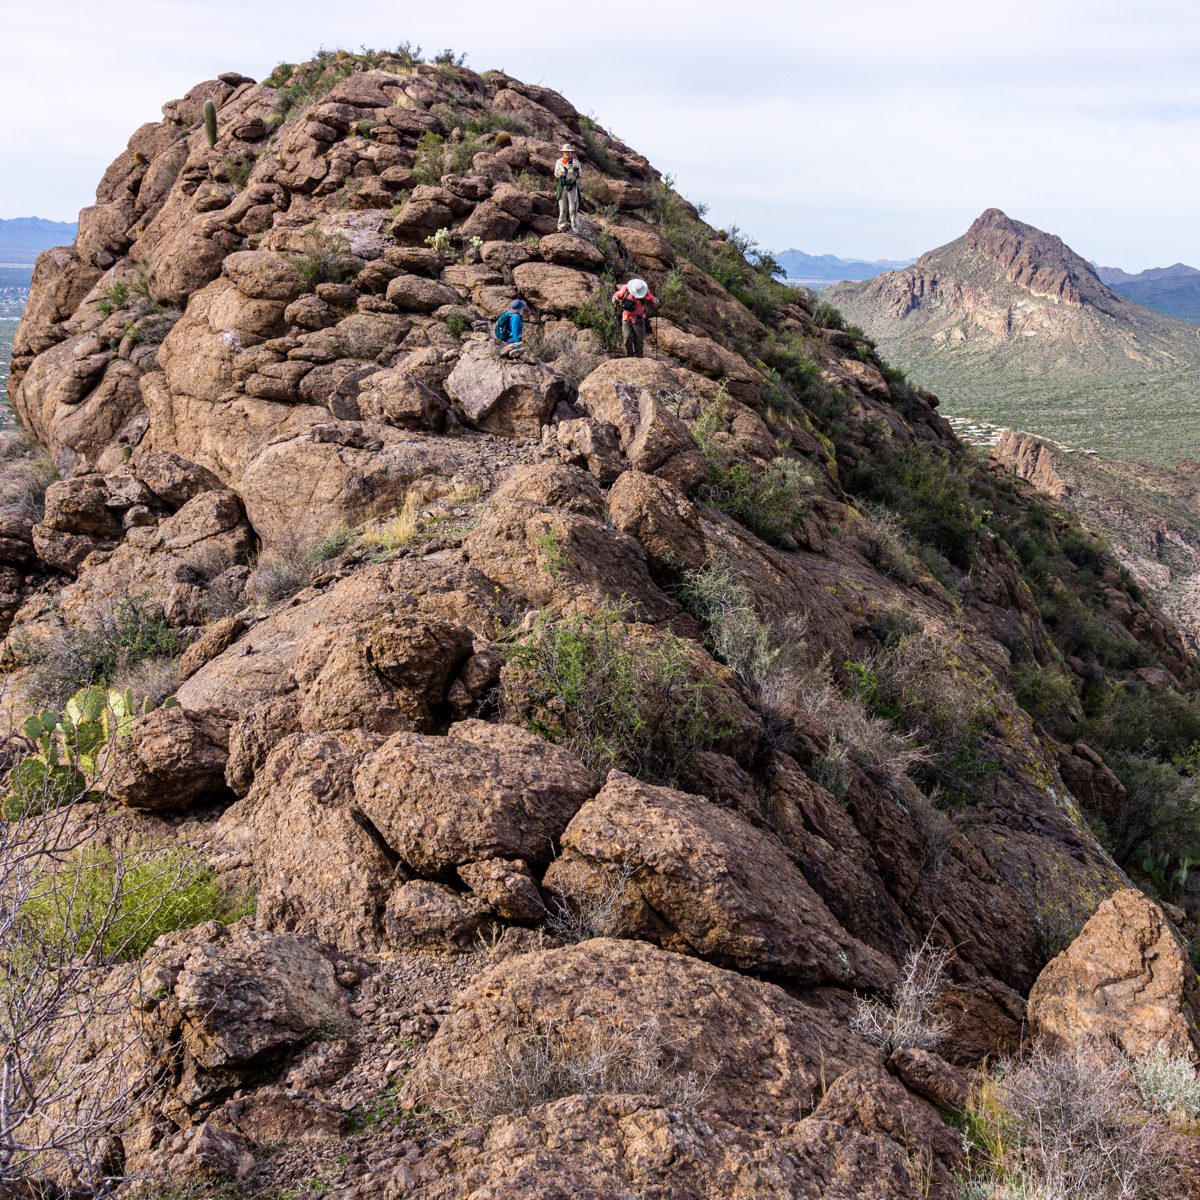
[
  {"x1": 557, "y1": 185, "x2": 579, "y2": 232},
  {"x1": 623, "y1": 318, "x2": 646, "y2": 358}
]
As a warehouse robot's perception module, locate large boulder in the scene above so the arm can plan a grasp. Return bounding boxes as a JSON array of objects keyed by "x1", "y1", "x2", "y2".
[
  {"x1": 403, "y1": 937, "x2": 874, "y2": 1127},
  {"x1": 353, "y1": 719, "x2": 597, "y2": 874},
  {"x1": 510, "y1": 262, "x2": 602, "y2": 316},
  {"x1": 105, "y1": 706, "x2": 231, "y2": 812},
  {"x1": 237, "y1": 422, "x2": 460, "y2": 551},
  {"x1": 217, "y1": 732, "x2": 394, "y2": 951},
  {"x1": 545, "y1": 772, "x2": 894, "y2": 988},
  {"x1": 1028, "y1": 889, "x2": 1200, "y2": 1060},
  {"x1": 443, "y1": 340, "x2": 572, "y2": 439}
]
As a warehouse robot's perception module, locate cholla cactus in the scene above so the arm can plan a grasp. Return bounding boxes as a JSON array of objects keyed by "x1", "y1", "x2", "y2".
[{"x1": 203, "y1": 99, "x2": 218, "y2": 147}]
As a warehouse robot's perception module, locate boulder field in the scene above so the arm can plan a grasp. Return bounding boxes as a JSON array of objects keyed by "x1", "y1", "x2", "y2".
[{"x1": 5, "y1": 48, "x2": 1200, "y2": 1199}]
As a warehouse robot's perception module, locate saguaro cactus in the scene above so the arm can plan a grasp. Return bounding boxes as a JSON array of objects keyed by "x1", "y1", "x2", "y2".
[{"x1": 203, "y1": 99, "x2": 218, "y2": 147}]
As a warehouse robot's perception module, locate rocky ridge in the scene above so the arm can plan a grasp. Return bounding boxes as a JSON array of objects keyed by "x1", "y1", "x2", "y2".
[
  {"x1": 828, "y1": 208, "x2": 1200, "y2": 464},
  {"x1": 4, "y1": 48, "x2": 1200, "y2": 1199}
]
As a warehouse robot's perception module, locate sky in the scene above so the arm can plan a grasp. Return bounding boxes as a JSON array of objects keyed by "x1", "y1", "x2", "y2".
[{"x1": 1, "y1": 0, "x2": 1198, "y2": 270}]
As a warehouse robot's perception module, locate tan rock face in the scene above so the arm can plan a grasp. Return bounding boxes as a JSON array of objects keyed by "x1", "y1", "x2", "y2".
[
  {"x1": 1028, "y1": 888, "x2": 1200, "y2": 1060},
  {"x1": 404, "y1": 937, "x2": 875, "y2": 1127},
  {"x1": 545, "y1": 772, "x2": 895, "y2": 988},
  {"x1": 353, "y1": 719, "x2": 597, "y2": 874},
  {"x1": 443, "y1": 340, "x2": 571, "y2": 439},
  {"x1": 105, "y1": 706, "x2": 230, "y2": 811},
  {"x1": 218, "y1": 732, "x2": 393, "y2": 950}
]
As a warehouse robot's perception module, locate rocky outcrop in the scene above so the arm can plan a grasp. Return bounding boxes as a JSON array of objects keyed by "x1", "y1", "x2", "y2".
[
  {"x1": 1028, "y1": 889, "x2": 1200, "y2": 1060},
  {"x1": 7, "y1": 48, "x2": 1200, "y2": 1200}
]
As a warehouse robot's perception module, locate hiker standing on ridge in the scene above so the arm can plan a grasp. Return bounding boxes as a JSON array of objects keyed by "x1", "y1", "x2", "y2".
[
  {"x1": 555, "y1": 143, "x2": 583, "y2": 233},
  {"x1": 494, "y1": 298, "x2": 527, "y2": 357},
  {"x1": 612, "y1": 277, "x2": 658, "y2": 358}
]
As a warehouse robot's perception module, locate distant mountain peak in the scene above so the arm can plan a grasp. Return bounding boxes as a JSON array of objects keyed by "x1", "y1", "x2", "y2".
[{"x1": 959, "y1": 208, "x2": 1107, "y2": 308}]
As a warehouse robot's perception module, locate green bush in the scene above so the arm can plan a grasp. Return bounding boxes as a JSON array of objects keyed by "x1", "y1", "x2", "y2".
[
  {"x1": 698, "y1": 456, "x2": 812, "y2": 545},
  {"x1": 19, "y1": 596, "x2": 183, "y2": 709},
  {"x1": 21, "y1": 847, "x2": 250, "y2": 963},
  {"x1": 846, "y1": 444, "x2": 980, "y2": 571},
  {"x1": 501, "y1": 606, "x2": 729, "y2": 784},
  {"x1": 1013, "y1": 663, "x2": 1081, "y2": 737},
  {"x1": 293, "y1": 231, "x2": 359, "y2": 292},
  {"x1": 848, "y1": 629, "x2": 999, "y2": 805},
  {"x1": 812, "y1": 300, "x2": 846, "y2": 330},
  {"x1": 413, "y1": 131, "x2": 446, "y2": 186},
  {"x1": 572, "y1": 290, "x2": 622, "y2": 353}
]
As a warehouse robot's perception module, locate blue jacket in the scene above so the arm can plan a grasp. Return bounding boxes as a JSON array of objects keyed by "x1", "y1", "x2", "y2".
[{"x1": 496, "y1": 310, "x2": 524, "y2": 343}]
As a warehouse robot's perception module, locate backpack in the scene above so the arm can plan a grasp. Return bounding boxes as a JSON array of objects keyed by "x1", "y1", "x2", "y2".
[{"x1": 494, "y1": 310, "x2": 517, "y2": 341}]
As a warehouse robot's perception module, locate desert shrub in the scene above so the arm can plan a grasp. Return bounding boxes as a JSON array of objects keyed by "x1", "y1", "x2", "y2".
[
  {"x1": 501, "y1": 606, "x2": 728, "y2": 785},
  {"x1": 445, "y1": 309, "x2": 470, "y2": 338},
  {"x1": 578, "y1": 117, "x2": 617, "y2": 175},
  {"x1": 305, "y1": 523, "x2": 353, "y2": 564},
  {"x1": 787, "y1": 656, "x2": 928, "y2": 785},
  {"x1": 293, "y1": 231, "x2": 359, "y2": 291},
  {"x1": 1132, "y1": 1048, "x2": 1200, "y2": 1119},
  {"x1": 543, "y1": 858, "x2": 635, "y2": 943},
  {"x1": 812, "y1": 300, "x2": 846, "y2": 330},
  {"x1": 850, "y1": 940, "x2": 950, "y2": 1054},
  {"x1": 18, "y1": 597, "x2": 182, "y2": 710},
  {"x1": 532, "y1": 326, "x2": 601, "y2": 384},
  {"x1": 0, "y1": 432, "x2": 57, "y2": 519},
  {"x1": 360, "y1": 496, "x2": 421, "y2": 553},
  {"x1": 108, "y1": 655, "x2": 178, "y2": 711},
  {"x1": 413, "y1": 131, "x2": 446, "y2": 186},
  {"x1": 272, "y1": 54, "x2": 354, "y2": 121},
  {"x1": 1089, "y1": 752, "x2": 1200, "y2": 890},
  {"x1": 697, "y1": 456, "x2": 813, "y2": 545},
  {"x1": 21, "y1": 846, "x2": 246, "y2": 963},
  {"x1": 848, "y1": 627, "x2": 998, "y2": 804},
  {"x1": 247, "y1": 545, "x2": 314, "y2": 604},
  {"x1": 1012, "y1": 662, "x2": 1080, "y2": 738},
  {"x1": 846, "y1": 444, "x2": 979, "y2": 571},
  {"x1": 679, "y1": 557, "x2": 803, "y2": 694},
  {"x1": 961, "y1": 1041, "x2": 1174, "y2": 1200},
  {"x1": 431, "y1": 1014, "x2": 710, "y2": 1125},
  {"x1": 855, "y1": 505, "x2": 921, "y2": 583},
  {"x1": 572, "y1": 290, "x2": 622, "y2": 353}
]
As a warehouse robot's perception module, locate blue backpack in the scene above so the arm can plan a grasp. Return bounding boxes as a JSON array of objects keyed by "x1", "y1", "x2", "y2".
[{"x1": 494, "y1": 311, "x2": 518, "y2": 341}]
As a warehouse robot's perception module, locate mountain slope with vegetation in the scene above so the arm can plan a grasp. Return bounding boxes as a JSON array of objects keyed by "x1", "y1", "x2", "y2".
[
  {"x1": 1098, "y1": 262, "x2": 1200, "y2": 324},
  {"x1": 5, "y1": 46, "x2": 1200, "y2": 1200},
  {"x1": 828, "y1": 209, "x2": 1200, "y2": 465}
]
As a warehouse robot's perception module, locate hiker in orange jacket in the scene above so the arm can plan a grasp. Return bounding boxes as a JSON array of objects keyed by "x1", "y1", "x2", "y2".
[{"x1": 611, "y1": 278, "x2": 658, "y2": 358}]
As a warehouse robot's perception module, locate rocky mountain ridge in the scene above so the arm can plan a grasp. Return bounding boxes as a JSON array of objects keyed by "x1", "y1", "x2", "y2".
[
  {"x1": 4, "y1": 47, "x2": 1200, "y2": 1200},
  {"x1": 828, "y1": 209, "x2": 1200, "y2": 464}
]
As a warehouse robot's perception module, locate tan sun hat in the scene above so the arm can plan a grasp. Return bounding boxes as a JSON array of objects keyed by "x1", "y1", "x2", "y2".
[{"x1": 561, "y1": 143, "x2": 578, "y2": 153}]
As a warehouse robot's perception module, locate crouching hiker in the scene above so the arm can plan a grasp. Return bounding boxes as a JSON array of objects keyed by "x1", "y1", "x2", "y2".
[
  {"x1": 555, "y1": 143, "x2": 583, "y2": 233},
  {"x1": 494, "y1": 299, "x2": 528, "y2": 357},
  {"x1": 611, "y1": 277, "x2": 658, "y2": 358}
]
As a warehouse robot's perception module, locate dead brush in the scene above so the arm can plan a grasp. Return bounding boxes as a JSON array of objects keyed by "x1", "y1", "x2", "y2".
[
  {"x1": 430, "y1": 1012, "x2": 713, "y2": 1125},
  {"x1": 850, "y1": 937, "x2": 951, "y2": 1054}
]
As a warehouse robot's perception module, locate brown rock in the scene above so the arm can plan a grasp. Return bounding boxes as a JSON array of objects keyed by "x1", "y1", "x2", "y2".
[
  {"x1": 353, "y1": 719, "x2": 597, "y2": 874},
  {"x1": 541, "y1": 416, "x2": 626, "y2": 484},
  {"x1": 546, "y1": 772, "x2": 894, "y2": 988},
  {"x1": 492, "y1": 459, "x2": 605, "y2": 518},
  {"x1": 217, "y1": 732, "x2": 393, "y2": 951},
  {"x1": 510, "y1": 262, "x2": 602, "y2": 316},
  {"x1": 224, "y1": 692, "x2": 302, "y2": 797},
  {"x1": 537, "y1": 233, "x2": 605, "y2": 269},
  {"x1": 178, "y1": 616, "x2": 246, "y2": 680},
  {"x1": 384, "y1": 880, "x2": 492, "y2": 951},
  {"x1": 1028, "y1": 888, "x2": 1200, "y2": 1059},
  {"x1": 105, "y1": 706, "x2": 231, "y2": 812},
  {"x1": 133, "y1": 450, "x2": 223, "y2": 508},
  {"x1": 356, "y1": 368, "x2": 447, "y2": 430},
  {"x1": 384, "y1": 274, "x2": 461, "y2": 312},
  {"x1": 888, "y1": 1047, "x2": 970, "y2": 1114},
  {"x1": 457, "y1": 857, "x2": 544, "y2": 922},
  {"x1": 443, "y1": 340, "x2": 571, "y2": 438},
  {"x1": 403, "y1": 937, "x2": 874, "y2": 1126},
  {"x1": 222, "y1": 250, "x2": 304, "y2": 301},
  {"x1": 606, "y1": 470, "x2": 708, "y2": 571}
]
